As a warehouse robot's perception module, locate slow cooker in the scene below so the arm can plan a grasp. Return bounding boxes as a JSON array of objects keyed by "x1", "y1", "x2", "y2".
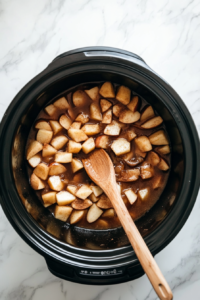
[{"x1": 0, "y1": 47, "x2": 199, "y2": 285}]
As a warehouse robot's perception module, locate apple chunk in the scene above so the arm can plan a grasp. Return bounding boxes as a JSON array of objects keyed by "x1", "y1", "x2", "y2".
[
  {"x1": 70, "y1": 210, "x2": 85, "y2": 224},
  {"x1": 100, "y1": 99, "x2": 112, "y2": 113},
  {"x1": 91, "y1": 185, "x2": 103, "y2": 197},
  {"x1": 71, "y1": 158, "x2": 83, "y2": 173},
  {"x1": 42, "y1": 192, "x2": 57, "y2": 207},
  {"x1": 75, "y1": 185, "x2": 92, "y2": 199},
  {"x1": 49, "y1": 163, "x2": 67, "y2": 175},
  {"x1": 54, "y1": 97, "x2": 70, "y2": 110},
  {"x1": 102, "y1": 209, "x2": 115, "y2": 218},
  {"x1": 104, "y1": 120, "x2": 121, "y2": 136},
  {"x1": 51, "y1": 135, "x2": 68, "y2": 150},
  {"x1": 48, "y1": 176, "x2": 65, "y2": 191},
  {"x1": 153, "y1": 176, "x2": 162, "y2": 189},
  {"x1": 55, "y1": 152, "x2": 72, "y2": 163},
  {"x1": 82, "y1": 137, "x2": 95, "y2": 154},
  {"x1": 27, "y1": 140, "x2": 43, "y2": 160},
  {"x1": 102, "y1": 109, "x2": 112, "y2": 124},
  {"x1": 95, "y1": 135, "x2": 110, "y2": 149},
  {"x1": 99, "y1": 82, "x2": 115, "y2": 98},
  {"x1": 33, "y1": 163, "x2": 49, "y2": 180},
  {"x1": 73, "y1": 90, "x2": 88, "y2": 107},
  {"x1": 97, "y1": 195, "x2": 113, "y2": 209},
  {"x1": 72, "y1": 199, "x2": 92, "y2": 210},
  {"x1": 67, "y1": 140, "x2": 82, "y2": 153},
  {"x1": 35, "y1": 121, "x2": 52, "y2": 131},
  {"x1": 135, "y1": 136, "x2": 152, "y2": 152},
  {"x1": 126, "y1": 129, "x2": 137, "y2": 141},
  {"x1": 28, "y1": 154, "x2": 41, "y2": 168},
  {"x1": 149, "y1": 130, "x2": 169, "y2": 145},
  {"x1": 68, "y1": 128, "x2": 88, "y2": 143},
  {"x1": 118, "y1": 169, "x2": 140, "y2": 182},
  {"x1": 116, "y1": 85, "x2": 131, "y2": 105},
  {"x1": 44, "y1": 104, "x2": 57, "y2": 116},
  {"x1": 127, "y1": 96, "x2": 139, "y2": 112},
  {"x1": 124, "y1": 189, "x2": 137, "y2": 205},
  {"x1": 140, "y1": 163, "x2": 154, "y2": 179},
  {"x1": 59, "y1": 115, "x2": 72, "y2": 130},
  {"x1": 56, "y1": 191, "x2": 76, "y2": 205},
  {"x1": 111, "y1": 138, "x2": 130, "y2": 156},
  {"x1": 70, "y1": 122, "x2": 81, "y2": 129},
  {"x1": 155, "y1": 145, "x2": 170, "y2": 155},
  {"x1": 81, "y1": 124, "x2": 101, "y2": 136},
  {"x1": 147, "y1": 151, "x2": 160, "y2": 166},
  {"x1": 90, "y1": 102, "x2": 102, "y2": 121},
  {"x1": 49, "y1": 120, "x2": 62, "y2": 135},
  {"x1": 67, "y1": 185, "x2": 77, "y2": 195},
  {"x1": 30, "y1": 173, "x2": 45, "y2": 190},
  {"x1": 140, "y1": 106, "x2": 155, "y2": 122},
  {"x1": 75, "y1": 113, "x2": 89, "y2": 124},
  {"x1": 54, "y1": 205, "x2": 72, "y2": 222},
  {"x1": 119, "y1": 110, "x2": 140, "y2": 124},
  {"x1": 141, "y1": 116, "x2": 163, "y2": 129},
  {"x1": 87, "y1": 204, "x2": 103, "y2": 223},
  {"x1": 113, "y1": 103, "x2": 125, "y2": 117},
  {"x1": 158, "y1": 158, "x2": 169, "y2": 171},
  {"x1": 36, "y1": 129, "x2": 53, "y2": 144},
  {"x1": 85, "y1": 86, "x2": 99, "y2": 101},
  {"x1": 42, "y1": 144, "x2": 57, "y2": 157},
  {"x1": 138, "y1": 188, "x2": 149, "y2": 201}
]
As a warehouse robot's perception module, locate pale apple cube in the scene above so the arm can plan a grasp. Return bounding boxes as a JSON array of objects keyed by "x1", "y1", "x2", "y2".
[
  {"x1": 141, "y1": 116, "x2": 163, "y2": 129},
  {"x1": 99, "y1": 82, "x2": 115, "y2": 98},
  {"x1": 156, "y1": 145, "x2": 170, "y2": 155},
  {"x1": 119, "y1": 110, "x2": 140, "y2": 124},
  {"x1": 48, "y1": 176, "x2": 65, "y2": 191},
  {"x1": 67, "y1": 140, "x2": 82, "y2": 153},
  {"x1": 51, "y1": 136, "x2": 68, "y2": 150},
  {"x1": 42, "y1": 192, "x2": 57, "y2": 207},
  {"x1": 30, "y1": 173, "x2": 45, "y2": 190},
  {"x1": 56, "y1": 191, "x2": 76, "y2": 205},
  {"x1": 126, "y1": 129, "x2": 137, "y2": 141},
  {"x1": 59, "y1": 115, "x2": 72, "y2": 130},
  {"x1": 116, "y1": 85, "x2": 131, "y2": 105},
  {"x1": 117, "y1": 184, "x2": 122, "y2": 194},
  {"x1": 140, "y1": 106, "x2": 155, "y2": 122},
  {"x1": 158, "y1": 158, "x2": 169, "y2": 171},
  {"x1": 82, "y1": 138, "x2": 95, "y2": 154},
  {"x1": 91, "y1": 185, "x2": 103, "y2": 197},
  {"x1": 66, "y1": 185, "x2": 77, "y2": 195},
  {"x1": 81, "y1": 124, "x2": 101, "y2": 136},
  {"x1": 36, "y1": 129, "x2": 53, "y2": 144},
  {"x1": 102, "y1": 109, "x2": 112, "y2": 124},
  {"x1": 113, "y1": 103, "x2": 125, "y2": 117},
  {"x1": 27, "y1": 140, "x2": 43, "y2": 160},
  {"x1": 54, "y1": 97, "x2": 70, "y2": 110},
  {"x1": 71, "y1": 158, "x2": 83, "y2": 173},
  {"x1": 49, "y1": 163, "x2": 67, "y2": 176},
  {"x1": 87, "y1": 204, "x2": 103, "y2": 223},
  {"x1": 68, "y1": 129, "x2": 88, "y2": 142},
  {"x1": 104, "y1": 120, "x2": 121, "y2": 136},
  {"x1": 127, "y1": 96, "x2": 139, "y2": 112},
  {"x1": 85, "y1": 86, "x2": 99, "y2": 101},
  {"x1": 138, "y1": 188, "x2": 149, "y2": 200},
  {"x1": 70, "y1": 122, "x2": 81, "y2": 129},
  {"x1": 75, "y1": 185, "x2": 92, "y2": 200},
  {"x1": 35, "y1": 120, "x2": 52, "y2": 131},
  {"x1": 111, "y1": 138, "x2": 130, "y2": 156},
  {"x1": 33, "y1": 163, "x2": 49, "y2": 180},
  {"x1": 28, "y1": 154, "x2": 41, "y2": 168},
  {"x1": 90, "y1": 102, "x2": 102, "y2": 121},
  {"x1": 73, "y1": 90, "x2": 88, "y2": 107},
  {"x1": 125, "y1": 189, "x2": 137, "y2": 204},
  {"x1": 149, "y1": 130, "x2": 169, "y2": 145},
  {"x1": 102, "y1": 208, "x2": 115, "y2": 218},
  {"x1": 89, "y1": 193, "x2": 99, "y2": 202},
  {"x1": 55, "y1": 152, "x2": 72, "y2": 163},
  {"x1": 70, "y1": 210, "x2": 85, "y2": 224},
  {"x1": 135, "y1": 136, "x2": 152, "y2": 152},
  {"x1": 75, "y1": 113, "x2": 90, "y2": 124},
  {"x1": 42, "y1": 144, "x2": 57, "y2": 157},
  {"x1": 49, "y1": 120, "x2": 62, "y2": 135},
  {"x1": 95, "y1": 135, "x2": 110, "y2": 149},
  {"x1": 100, "y1": 99, "x2": 112, "y2": 112},
  {"x1": 54, "y1": 205, "x2": 73, "y2": 222},
  {"x1": 44, "y1": 104, "x2": 57, "y2": 116}
]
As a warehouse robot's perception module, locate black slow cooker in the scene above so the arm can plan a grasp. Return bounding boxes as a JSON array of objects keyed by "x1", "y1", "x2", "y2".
[{"x1": 0, "y1": 47, "x2": 199, "y2": 285}]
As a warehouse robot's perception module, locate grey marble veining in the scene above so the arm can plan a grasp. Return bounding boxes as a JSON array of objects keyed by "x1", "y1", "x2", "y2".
[{"x1": 0, "y1": 0, "x2": 200, "y2": 299}]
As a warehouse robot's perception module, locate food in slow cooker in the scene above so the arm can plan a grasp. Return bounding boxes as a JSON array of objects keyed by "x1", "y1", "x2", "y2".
[{"x1": 26, "y1": 82, "x2": 171, "y2": 230}]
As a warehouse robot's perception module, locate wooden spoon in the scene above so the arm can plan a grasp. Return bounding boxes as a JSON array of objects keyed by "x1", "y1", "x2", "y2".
[{"x1": 82, "y1": 149, "x2": 173, "y2": 300}]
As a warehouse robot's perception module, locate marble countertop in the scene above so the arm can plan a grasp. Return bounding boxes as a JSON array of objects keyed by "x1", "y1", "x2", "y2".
[{"x1": 0, "y1": 0, "x2": 200, "y2": 299}]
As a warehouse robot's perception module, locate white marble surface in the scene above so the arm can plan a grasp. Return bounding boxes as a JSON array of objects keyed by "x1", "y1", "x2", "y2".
[{"x1": 0, "y1": 0, "x2": 200, "y2": 299}]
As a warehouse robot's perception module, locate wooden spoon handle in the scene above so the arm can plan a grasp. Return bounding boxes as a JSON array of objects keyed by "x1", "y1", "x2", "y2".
[{"x1": 106, "y1": 185, "x2": 173, "y2": 300}]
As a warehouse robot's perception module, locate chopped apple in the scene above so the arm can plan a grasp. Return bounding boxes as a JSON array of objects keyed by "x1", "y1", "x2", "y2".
[
  {"x1": 147, "y1": 151, "x2": 160, "y2": 166},
  {"x1": 158, "y1": 158, "x2": 169, "y2": 171},
  {"x1": 113, "y1": 103, "x2": 125, "y2": 117},
  {"x1": 73, "y1": 90, "x2": 88, "y2": 107},
  {"x1": 102, "y1": 109, "x2": 112, "y2": 124},
  {"x1": 75, "y1": 113, "x2": 90, "y2": 124},
  {"x1": 72, "y1": 199, "x2": 92, "y2": 210},
  {"x1": 44, "y1": 104, "x2": 57, "y2": 116},
  {"x1": 126, "y1": 129, "x2": 137, "y2": 141},
  {"x1": 97, "y1": 195, "x2": 113, "y2": 209},
  {"x1": 33, "y1": 163, "x2": 49, "y2": 180},
  {"x1": 70, "y1": 122, "x2": 81, "y2": 129},
  {"x1": 149, "y1": 130, "x2": 169, "y2": 145},
  {"x1": 140, "y1": 106, "x2": 155, "y2": 122},
  {"x1": 42, "y1": 192, "x2": 57, "y2": 207},
  {"x1": 135, "y1": 136, "x2": 152, "y2": 152},
  {"x1": 59, "y1": 115, "x2": 72, "y2": 130},
  {"x1": 82, "y1": 137, "x2": 95, "y2": 154},
  {"x1": 153, "y1": 176, "x2": 162, "y2": 189},
  {"x1": 55, "y1": 152, "x2": 72, "y2": 163},
  {"x1": 42, "y1": 144, "x2": 57, "y2": 157},
  {"x1": 67, "y1": 140, "x2": 82, "y2": 153},
  {"x1": 49, "y1": 163, "x2": 67, "y2": 176},
  {"x1": 127, "y1": 96, "x2": 139, "y2": 112},
  {"x1": 117, "y1": 183, "x2": 122, "y2": 194},
  {"x1": 71, "y1": 158, "x2": 83, "y2": 173},
  {"x1": 141, "y1": 116, "x2": 163, "y2": 129},
  {"x1": 134, "y1": 141, "x2": 147, "y2": 158},
  {"x1": 27, "y1": 140, "x2": 43, "y2": 160},
  {"x1": 36, "y1": 129, "x2": 53, "y2": 144},
  {"x1": 140, "y1": 163, "x2": 154, "y2": 179},
  {"x1": 81, "y1": 124, "x2": 101, "y2": 136},
  {"x1": 56, "y1": 191, "x2": 76, "y2": 205},
  {"x1": 119, "y1": 109, "x2": 140, "y2": 124},
  {"x1": 111, "y1": 138, "x2": 130, "y2": 156},
  {"x1": 102, "y1": 208, "x2": 115, "y2": 218},
  {"x1": 90, "y1": 102, "x2": 102, "y2": 121},
  {"x1": 85, "y1": 86, "x2": 99, "y2": 101},
  {"x1": 30, "y1": 173, "x2": 45, "y2": 190},
  {"x1": 54, "y1": 205, "x2": 72, "y2": 222},
  {"x1": 35, "y1": 120, "x2": 52, "y2": 131},
  {"x1": 75, "y1": 185, "x2": 92, "y2": 199},
  {"x1": 66, "y1": 185, "x2": 77, "y2": 195},
  {"x1": 49, "y1": 120, "x2": 62, "y2": 135},
  {"x1": 138, "y1": 188, "x2": 149, "y2": 200},
  {"x1": 124, "y1": 189, "x2": 137, "y2": 205},
  {"x1": 95, "y1": 135, "x2": 110, "y2": 149},
  {"x1": 87, "y1": 204, "x2": 103, "y2": 223},
  {"x1": 89, "y1": 193, "x2": 99, "y2": 202},
  {"x1": 28, "y1": 154, "x2": 41, "y2": 168},
  {"x1": 48, "y1": 175, "x2": 65, "y2": 191},
  {"x1": 67, "y1": 108, "x2": 77, "y2": 121},
  {"x1": 116, "y1": 85, "x2": 131, "y2": 105},
  {"x1": 100, "y1": 99, "x2": 112, "y2": 112},
  {"x1": 118, "y1": 169, "x2": 140, "y2": 182},
  {"x1": 155, "y1": 145, "x2": 170, "y2": 155},
  {"x1": 104, "y1": 120, "x2": 121, "y2": 136},
  {"x1": 68, "y1": 128, "x2": 88, "y2": 142},
  {"x1": 54, "y1": 97, "x2": 70, "y2": 110},
  {"x1": 70, "y1": 210, "x2": 85, "y2": 224},
  {"x1": 50, "y1": 135, "x2": 68, "y2": 150},
  {"x1": 99, "y1": 82, "x2": 115, "y2": 98}
]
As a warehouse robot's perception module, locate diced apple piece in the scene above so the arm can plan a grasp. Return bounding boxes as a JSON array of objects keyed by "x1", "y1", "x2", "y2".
[
  {"x1": 59, "y1": 115, "x2": 72, "y2": 130},
  {"x1": 67, "y1": 108, "x2": 77, "y2": 121},
  {"x1": 35, "y1": 120, "x2": 52, "y2": 131},
  {"x1": 67, "y1": 140, "x2": 82, "y2": 153},
  {"x1": 54, "y1": 97, "x2": 70, "y2": 110},
  {"x1": 153, "y1": 176, "x2": 162, "y2": 189},
  {"x1": 158, "y1": 158, "x2": 169, "y2": 171},
  {"x1": 42, "y1": 192, "x2": 57, "y2": 207},
  {"x1": 97, "y1": 195, "x2": 113, "y2": 209},
  {"x1": 70, "y1": 122, "x2": 81, "y2": 129},
  {"x1": 149, "y1": 130, "x2": 169, "y2": 145},
  {"x1": 117, "y1": 183, "x2": 122, "y2": 194},
  {"x1": 147, "y1": 151, "x2": 160, "y2": 166},
  {"x1": 75, "y1": 185, "x2": 92, "y2": 199},
  {"x1": 138, "y1": 188, "x2": 149, "y2": 200},
  {"x1": 102, "y1": 109, "x2": 112, "y2": 124},
  {"x1": 68, "y1": 128, "x2": 88, "y2": 142},
  {"x1": 56, "y1": 191, "x2": 76, "y2": 205},
  {"x1": 87, "y1": 204, "x2": 103, "y2": 223},
  {"x1": 99, "y1": 82, "x2": 115, "y2": 98},
  {"x1": 126, "y1": 129, "x2": 137, "y2": 141},
  {"x1": 33, "y1": 163, "x2": 49, "y2": 180},
  {"x1": 104, "y1": 120, "x2": 121, "y2": 136},
  {"x1": 36, "y1": 129, "x2": 53, "y2": 144},
  {"x1": 102, "y1": 208, "x2": 115, "y2": 218},
  {"x1": 30, "y1": 173, "x2": 45, "y2": 190},
  {"x1": 140, "y1": 106, "x2": 155, "y2": 122},
  {"x1": 90, "y1": 185, "x2": 103, "y2": 197},
  {"x1": 96, "y1": 219, "x2": 109, "y2": 228},
  {"x1": 90, "y1": 102, "x2": 102, "y2": 121},
  {"x1": 119, "y1": 109, "x2": 140, "y2": 124},
  {"x1": 141, "y1": 116, "x2": 163, "y2": 129},
  {"x1": 66, "y1": 185, "x2": 77, "y2": 195},
  {"x1": 89, "y1": 193, "x2": 99, "y2": 202},
  {"x1": 100, "y1": 99, "x2": 112, "y2": 112},
  {"x1": 113, "y1": 103, "x2": 125, "y2": 117},
  {"x1": 72, "y1": 199, "x2": 92, "y2": 210},
  {"x1": 73, "y1": 90, "x2": 88, "y2": 107},
  {"x1": 155, "y1": 145, "x2": 170, "y2": 155},
  {"x1": 49, "y1": 163, "x2": 67, "y2": 176},
  {"x1": 85, "y1": 86, "x2": 99, "y2": 101},
  {"x1": 116, "y1": 85, "x2": 131, "y2": 105},
  {"x1": 127, "y1": 96, "x2": 139, "y2": 112},
  {"x1": 75, "y1": 113, "x2": 90, "y2": 124},
  {"x1": 95, "y1": 135, "x2": 110, "y2": 149},
  {"x1": 71, "y1": 158, "x2": 83, "y2": 173},
  {"x1": 70, "y1": 210, "x2": 85, "y2": 224},
  {"x1": 28, "y1": 154, "x2": 41, "y2": 168},
  {"x1": 48, "y1": 176, "x2": 65, "y2": 191},
  {"x1": 140, "y1": 163, "x2": 154, "y2": 179},
  {"x1": 135, "y1": 136, "x2": 152, "y2": 152},
  {"x1": 124, "y1": 189, "x2": 137, "y2": 205},
  {"x1": 44, "y1": 104, "x2": 57, "y2": 116},
  {"x1": 27, "y1": 140, "x2": 43, "y2": 160},
  {"x1": 82, "y1": 137, "x2": 95, "y2": 154},
  {"x1": 81, "y1": 124, "x2": 101, "y2": 136},
  {"x1": 118, "y1": 169, "x2": 140, "y2": 182},
  {"x1": 42, "y1": 144, "x2": 57, "y2": 157},
  {"x1": 51, "y1": 136, "x2": 68, "y2": 150},
  {"x1": 49, "y1": 120, "x2": 62, "y2": 135},
  {"x1": 111, "y1": 138, "x2": 130, "y2": 156},
  {"x1": 134, "y1": 141, "x2": 147, "y2": 158},
  {"x1": 54, "y1": 205, "x2": 72, "y2": 222},
  {"x1": 55, "y1": 152, "x2": 72, "y2": 163}
]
